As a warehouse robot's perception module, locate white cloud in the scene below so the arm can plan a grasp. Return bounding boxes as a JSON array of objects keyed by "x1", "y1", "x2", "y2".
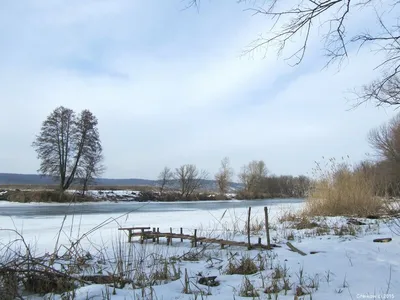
[{"x1": 0, "y1": 1, "x2": 396, "y2": 179}]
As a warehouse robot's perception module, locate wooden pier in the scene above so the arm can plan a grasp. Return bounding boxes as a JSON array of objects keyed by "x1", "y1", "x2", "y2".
[{"x1": 118, "y1": 226, "x2": 277, "y2": 250}]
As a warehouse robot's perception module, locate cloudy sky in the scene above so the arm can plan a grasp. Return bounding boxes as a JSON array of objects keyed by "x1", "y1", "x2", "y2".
[{"x1": 0, "y1": 0, "x2": 396, "y2": 180}]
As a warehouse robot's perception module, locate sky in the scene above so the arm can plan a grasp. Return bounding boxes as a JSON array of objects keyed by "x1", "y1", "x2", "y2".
[{"x1": 0, "y1": 0, "x2": 397, "y2": 180}]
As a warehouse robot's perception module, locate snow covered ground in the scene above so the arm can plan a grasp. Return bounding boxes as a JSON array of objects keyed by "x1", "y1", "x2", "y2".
[
  {"x1": 68, "y1": 189, "x2": 142, "y2": 201},
  {"x1": 0, "y1": 201, "x2": 399, "y2": 299}
]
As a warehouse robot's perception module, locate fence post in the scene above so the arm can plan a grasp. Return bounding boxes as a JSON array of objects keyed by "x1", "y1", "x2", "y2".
[
  {"x1": 264, "y1": 206, "x2": 271, "y2": 248},
  {"x1": 247, "y1": 207, "x2": 252, "y2": 250}
]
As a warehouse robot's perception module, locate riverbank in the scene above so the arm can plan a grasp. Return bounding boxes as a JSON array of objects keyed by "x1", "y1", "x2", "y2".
[
  {"x1": 2, "y1": 190, "x2": 96, "y2": 203},
  {"x1": 0, "y1": 201, "x2": 398, "y2": 299},
  {"x1": 1, "y1": 188, "x2": 305, "y2": 203}
]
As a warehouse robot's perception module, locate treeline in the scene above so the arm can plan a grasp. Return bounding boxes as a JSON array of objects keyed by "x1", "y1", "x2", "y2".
[
  {"x1": 236, "y1": 174, "x2": 310, "y2": 199},
  {"x1": 151, "y1": 159, "x2": 310, "y2": 201},
  {"x1": 235, "y1": 160, "x2": 310, "y2": 199}
]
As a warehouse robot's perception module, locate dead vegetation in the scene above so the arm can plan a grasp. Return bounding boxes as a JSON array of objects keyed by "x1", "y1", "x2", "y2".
[
  {"x1": 276, "y1": 206, "x2": 381, "y2": 241},
  {"x1": 239, "y1": 276, "x2": 259, "y2": 297},
  {"x1": 5, "y1": 190, "x2": 95, "y2": 203},
  {"x1": 305, "y1": 159, "x2": 382, "y2": 218},
  {"x1": 0, "y1": 230, "x2": 79, "y2": 298},
  {"x1": 0, "y1": 228, "x2": 186, "y2": 299},
  {"x1": 226, "y1": 255, "x2": 258, "y2": 275},
  {"x1": 278, "y1": 211, "x2": 319, "y2": 230}
]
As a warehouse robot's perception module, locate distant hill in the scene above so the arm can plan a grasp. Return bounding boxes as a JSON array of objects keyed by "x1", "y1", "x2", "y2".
[
  {"x1": 0, "y1": 173, "x2": 242, "y2": 191},
  {"x1": 0, "y1": 173, "x2": 156, "y2": 186}
]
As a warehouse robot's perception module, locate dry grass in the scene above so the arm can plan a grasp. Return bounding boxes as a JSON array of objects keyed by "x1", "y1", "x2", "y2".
[
  {"x1": 6, "y1": 190, "x2": 95, "y2": 203},
  {"x1": 243, "y1": 216, "x2": 265, "y2": 235},
  {"x1": 278, "y1": 210, "x2": 319, "y2": 230},
  {"x1": 239, "y1": 276, "x2": 259, "y2": 297},
  {"x1": 304, "y1": 159, "x2": 382, "y2": 217},
  {"x1": 226, "y1": 256, "x2": 258, "y2": 275}
]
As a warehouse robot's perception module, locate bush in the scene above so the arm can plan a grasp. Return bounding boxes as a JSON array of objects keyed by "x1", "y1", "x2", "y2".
[{"x1": 304, "y1": 159, "x2": 382, "y2": 217}]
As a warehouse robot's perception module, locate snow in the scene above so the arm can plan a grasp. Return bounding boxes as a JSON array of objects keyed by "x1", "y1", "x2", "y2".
[
  {"x1": 67, "y1": 189, "x2": 142, "y2": 201},
  {"x1": 0, "y1": 201, "x2": 399, "y2": 299}
]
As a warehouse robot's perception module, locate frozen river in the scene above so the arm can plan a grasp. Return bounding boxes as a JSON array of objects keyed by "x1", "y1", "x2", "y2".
[
  {"x1": 0, "y1": 198, "x2": 305, "y2": 254},
  {"x1": 0, "y1": 198, "x2": 304, "y2": 217}
]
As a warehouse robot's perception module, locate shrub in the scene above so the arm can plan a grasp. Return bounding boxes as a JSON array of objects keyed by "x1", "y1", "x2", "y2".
[{"x1": 304, "y1": 159, "x2": 382, "y2": 217}]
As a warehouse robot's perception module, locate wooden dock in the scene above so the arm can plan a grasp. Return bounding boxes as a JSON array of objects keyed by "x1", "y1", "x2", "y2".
[{"x1": 118, "y1": 226, "x2": 277, "y2": 250}]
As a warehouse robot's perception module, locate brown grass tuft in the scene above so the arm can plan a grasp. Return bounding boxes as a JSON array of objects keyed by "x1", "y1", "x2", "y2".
[
  {"x1": 226, "y1": 256, "x2": 258, "y2": 275},
  {"x1": 304, "y1": 159, "x2": 382, "y2": 217}
]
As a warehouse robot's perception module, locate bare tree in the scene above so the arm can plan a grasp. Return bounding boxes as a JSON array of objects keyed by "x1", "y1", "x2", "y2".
[
  {"x1": 174, "y1": 164, "x2": 209, "y2": 199},
  {"x1": 295, "y1": 175, "x2": 311, "y2": 198},
  {"x1": 79, "y1": 147, "x2": 105, "y2": 196},
  {"x1": 215, "y1": 157, "x2": 234, "y2": 194},
  {"x1": 188, "y1": 0, "x2": 400, "y2": 107},
  {"x1": 368, "y1": 113, "x2": 400, "y2": 163},
  {"x1": 238, "y1": 160, "x2": 268, "y2": 193},
  {"x1": 362, "y1": 75, "x2": 400, "y2": 107},
  {"x1": 259, "y1": 174, "x2": 311, "y2": 198},
  {"x1": 32, "y1": 106, "x2": 102, "y2": 192},
  {"x1": 158, "y1": 166, "x2": 174, "y2": 194},
  {"x1": 368, "y1": 113, "x2": 400, "y2": 196}
]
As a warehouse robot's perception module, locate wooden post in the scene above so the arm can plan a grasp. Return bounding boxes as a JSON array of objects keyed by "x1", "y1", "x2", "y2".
[
  {"x1": 247, "y1": 207, "x2": 252, "y2": 250},
  {"x1": 170, "y1": 227, "x2": 173, "y2": 246},
  {"x1": 258, "y1": 237, "x2": 261, "y2": 246},
  {"x1": 180, "y1": 227, "x2": 183, "y2": 242},
  {"x1": 194, "y1": 229, "x2": 197, "y2": 247},
  {"x1": 140, "y1": 228, "x2": 145, "y2": 244},
  {"x1": 156, "y1": 227, "x2": 160, "y2": 244},
  {"x1": 264, "y1": 207, "x2": 271, "y2": 248},
  {"x1": 128, "y1": 229, "x2": 132, "y2": 243},
  {"x1": 152, "y1": 227, "x2": 156, "y2": 243},
  {"x1": 184, "y1": 268, "x2": 189, "y2": 294}
]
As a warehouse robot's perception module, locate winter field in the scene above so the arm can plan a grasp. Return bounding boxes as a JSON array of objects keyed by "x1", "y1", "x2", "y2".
[{"x1": 0, "y1": 199, "x2": 399, "y2": 300}]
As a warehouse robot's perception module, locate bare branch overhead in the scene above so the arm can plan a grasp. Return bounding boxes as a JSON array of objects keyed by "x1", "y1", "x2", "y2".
[{"x1": 188, "y1": 0, "x2": 400, "y2": 107}]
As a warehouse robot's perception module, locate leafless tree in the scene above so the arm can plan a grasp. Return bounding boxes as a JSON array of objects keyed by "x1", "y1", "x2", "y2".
[
  {"x1": 260, "y1": 174, "x2": 311, "y2": 197},
  {"x1": 215, "y1": 157, "x2": 234, "y2": 194},
  {"x1": 361, "y1": 74, "x2": 400, "y2": 107},
  {"x1": 368, "y1": 113, "x2": 400, "y2": 163},
  {"x1": 238, "y1": 160, "x2": 268, "y2": 193},
  {"x1": 174, "y1": 164, "x2": 209, "y2": 199},
  {"x1": 368, "y1": 113, "x2": 400, "y2": 196},
  {"x1": 32, "y1": 107, "x2": 102, "y2": 192},
  {"x1": 158, "y1": 166, "x2": 174, "y2": 194},
  {"x1": 78, "y1": 147, "x2": 105, "y2": 196},
  {"x1": 295, "y1": 175, "x2": 311, "y2": 198},
  {"x1": 188, "y1": 0, "x2": 400, "y2": 107}
]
